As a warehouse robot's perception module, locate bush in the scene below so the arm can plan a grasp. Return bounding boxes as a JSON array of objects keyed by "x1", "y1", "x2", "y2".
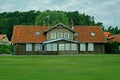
[
  {"x1": 105, "y1": 41, "x2": 119, "y2": 54},
  {"x1": 0, "y1": 45, "x2": 11, "y2": 54}
]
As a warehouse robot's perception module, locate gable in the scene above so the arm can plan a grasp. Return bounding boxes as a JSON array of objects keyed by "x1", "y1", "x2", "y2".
[
  {"x1": 0, "y1": 34, "x2": 9, "y2": 42},
  {"x1": 12, "y1": 25, "x2": 48, "y2": 43},
  {"x1": 45, "y1": 23, "x2": 76, "y2": 33},
  {"x1": 0, "y1": 35, "x2": 6, "y2": 41}
]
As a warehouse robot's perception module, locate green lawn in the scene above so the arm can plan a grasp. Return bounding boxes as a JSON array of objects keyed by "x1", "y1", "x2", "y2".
[{"x1": 0, "y1": 54, "x2": 120, "y2": 80}]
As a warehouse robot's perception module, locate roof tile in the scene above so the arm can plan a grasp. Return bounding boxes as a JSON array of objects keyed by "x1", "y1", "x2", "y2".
[
  {"x1": 75, "y1": 26, "x2": 106, "y2": 43},
  {"x1": 12, "y1": 25, "x2": 48, "y2": 43},
  {"x1": 103, "y1": 32, "x2": 112, "y2": 38},
  {"x1": 109, "y1": 34, "x2": 120, "y2": 43}
]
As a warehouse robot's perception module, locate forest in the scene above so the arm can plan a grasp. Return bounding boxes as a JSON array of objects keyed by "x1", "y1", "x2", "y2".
[{"x1": 0, "y1": 10, "x2": 120, "y2": 40}]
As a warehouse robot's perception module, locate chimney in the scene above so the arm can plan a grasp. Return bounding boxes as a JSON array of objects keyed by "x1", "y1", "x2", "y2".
[
  {"x1": 43, "y1": 21, "x2": 45, "y2": 26},
  {"x1": 71, "y1": 19, "x2": 74, "y2": 29}
]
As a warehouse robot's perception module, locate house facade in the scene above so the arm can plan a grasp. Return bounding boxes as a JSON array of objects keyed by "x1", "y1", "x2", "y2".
[
  {"x1": 0, "y1": 34, "x2": 10, "y2": 45},
  {"x1": 12, "y1": 23, "x2": 106, "y2": 55}
]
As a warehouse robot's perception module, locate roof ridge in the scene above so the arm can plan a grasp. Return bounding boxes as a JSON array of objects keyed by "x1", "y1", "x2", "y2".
[{"x1": 14, "y1": 25, "x2": 49, "y2": 27}]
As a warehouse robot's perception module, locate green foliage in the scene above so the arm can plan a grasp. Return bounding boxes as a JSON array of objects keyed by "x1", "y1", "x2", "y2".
[
  {"x1": 0, "y1": 45, "x2": 11, "y2": 54},
  {"x1": 35, "y1": 11, "x2": 97, "y2": 26},
  {"x1": 105, "y1": 41, "x2": 119, "y2": 54},
  {"x1": 0, "y1": 55, "x2": 120, "y2": 80},
  {"x1": 35, "y1": 10, "x2": 70, "y2": 26},
  {"x1": 107, "y1": 26, "x2": 120, "y2": 35},
  {"x1": 0, "y1": 10, "x2": 40, "y2": 40}
]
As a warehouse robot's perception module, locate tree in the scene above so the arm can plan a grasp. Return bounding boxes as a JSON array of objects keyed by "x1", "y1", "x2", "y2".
[
  {"x1": 107, "y1": 26, "x2": 120, "y2": 35},
  {"x1": 35, "y1": 10, "x2": 70, "y2": 26},
  {"x1": 0, "y1": 10, "x2": 40, "y2": 40}
]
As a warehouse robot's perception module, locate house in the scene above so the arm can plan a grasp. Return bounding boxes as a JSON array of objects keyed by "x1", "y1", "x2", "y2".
[
  {"x1": 108, "y1": 34, "x2": 120, "y2": 51},
  {"x1": 103, "y1": 32, "x2": 112, "y2": 38},
  {"x1": 75, "y1": 26, "x2": 106, "y2": 54},
  {"x1": 0, "y1": 34, "x2": 10, "y2": 45},
  {"x1": 12, "y1": 23, "x2": 106, "y2": 55}
]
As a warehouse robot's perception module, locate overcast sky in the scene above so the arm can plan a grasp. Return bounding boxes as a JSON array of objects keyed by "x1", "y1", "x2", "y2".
[{"x1": 0, "y1": 0, "x2": 120, "y2": 28}]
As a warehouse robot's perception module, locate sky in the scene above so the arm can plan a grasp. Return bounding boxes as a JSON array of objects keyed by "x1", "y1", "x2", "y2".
[{"x1": 0, "y1": 0, "x2": 120, "y2": 28}]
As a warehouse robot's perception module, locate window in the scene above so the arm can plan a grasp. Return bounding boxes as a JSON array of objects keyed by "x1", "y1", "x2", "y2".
[
  {"x1": 52, "y1": 43, "x2": 57, "y2": 51},
  {"x1": 74, "y1": 33, "x2": 78, "y2": 36},
  {"x1": 64, "y1": 33, "x2": 69, "y2": 39},
  {"x1": 51, "y1": 33, "x2": 56, "y2": 39},
  {"x1": 57, "y1": 32, "x2": 63, "y2": 38},
  {"x1": 65, "y1": 43, "x2": 70, "y2": 50},
  {"x1": 47, "y1": 44, "x2": 51, "y2": 51},
  {"x1": 26, "y1": 44, "x2": 32, "y2": 51},
  {"x1": 35, "y1": 44, "x2": 42, "y2": 51},
  {"x1": 71, "y1": 43, "x2": 77, "y2": 50},
  {"x1": 91, "y1": 32, "x2": 95, "y2": 36},
  {"x1": 59, "y1": 44, "x2": 64, "y2": 51},
  {"x1": 88, "y1": 43, "x2": 94, "y2": 51},
  {"x1": 35, "y1": 31, "x2": 40, "y2": 36},
  {"x1": 80, "y1": 43, "x2": 86, "y2": 51}
]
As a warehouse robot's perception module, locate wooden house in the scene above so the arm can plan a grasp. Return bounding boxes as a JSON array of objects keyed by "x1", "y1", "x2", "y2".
[{"x1": 12, "y1": 23, "x2": 106, "y2": 55}]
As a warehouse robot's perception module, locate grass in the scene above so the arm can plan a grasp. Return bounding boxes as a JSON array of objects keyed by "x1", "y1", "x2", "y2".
[{"x1": 0, "y1": 54, "x2": 120, "y2": 80}]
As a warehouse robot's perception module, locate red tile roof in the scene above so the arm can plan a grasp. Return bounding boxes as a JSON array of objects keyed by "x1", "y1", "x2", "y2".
[
  {"x1": 0, "y1": 34, "x2": 6, "y2": 41},
  {"x1": 108, "y1": 34, "x2": 120, "y2": 43},
  {"x1": 103, "y1": 32, "x2": 112, "y2": 38},
  {"x1": 12, "y1": 25, "x2": 49, "y2": 43},
  {"x1": 75, "y1": 26, "x2": 106, "y2": 43},
  {"x1": 12, "y1": 25, "x2": 106, "y2": 43}
]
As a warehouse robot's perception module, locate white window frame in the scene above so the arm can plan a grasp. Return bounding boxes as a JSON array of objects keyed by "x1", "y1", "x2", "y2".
[
  {"x1": 52, "y1": 43, "x2": 57, "y2": 51},
  {"x1": 51, "y1": 33, "x2": 56, "y2": 39},
  {"x1": 59, "y1": 44, "x2": 64, "y2": 51},
  {"x1": 71, "y1": 43, "x2": 77, "y2": 50},
  {"x1": 47, "y1": 44, "x2": 52, "y2": 51},
  {"x1": 64, "y1": 33, "x2": 69, "y2": 39},
  {"x1": 88, "y1": 43, "x2": 94, "y2": 51},
  {"x1": 35, "y1": 44, "x2": 42, "y2": 51},
  {"x1": 57, "y1": 32, "x2": 63, "y2": 38},
  {"x1": 80, "y1": 43, "x2": 86, "y2": 51},
  {"x1": 26, "y1": 44, "x2": 32, "y2": 51},
  {"x1": 65, "y1": 43, "x2": 70, "y2": 51}
]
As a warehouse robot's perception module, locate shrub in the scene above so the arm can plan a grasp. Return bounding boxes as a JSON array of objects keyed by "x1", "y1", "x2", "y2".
[
  {"x1": 105, "y1": 41, "x2": 119, "y2": 54},
  {"x1": 0, "y1": 45, "x2": 11, "y2": 54}
]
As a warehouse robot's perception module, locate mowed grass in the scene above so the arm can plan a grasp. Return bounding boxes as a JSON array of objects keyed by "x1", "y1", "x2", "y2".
[{"x1": 0, "y1": 55, "x2": 120, "y2": 80}]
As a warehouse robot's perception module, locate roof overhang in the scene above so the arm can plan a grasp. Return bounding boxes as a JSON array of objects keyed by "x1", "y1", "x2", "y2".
[{"x1": 43, "y1": 38, "x2": 80, "y2": 44}]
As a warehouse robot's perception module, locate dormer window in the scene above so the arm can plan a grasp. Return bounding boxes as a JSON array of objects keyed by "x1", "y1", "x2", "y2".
[
  {"x1": 74, "y1": 33, "x2": 78, "y2": 37},
  {"x1": 36, "y1": 31, "x2": 40, "y2": 36},
  {"x1": 91, "y1": 32, "x2": 95, "y2": 36}
]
